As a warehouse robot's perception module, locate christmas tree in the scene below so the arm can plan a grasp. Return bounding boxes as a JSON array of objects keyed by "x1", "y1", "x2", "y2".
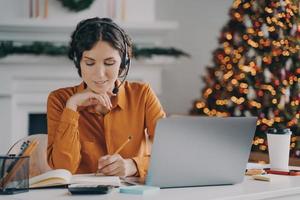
[{"x1": 191, "y1": 0, "x2": 300, "y2": 154}]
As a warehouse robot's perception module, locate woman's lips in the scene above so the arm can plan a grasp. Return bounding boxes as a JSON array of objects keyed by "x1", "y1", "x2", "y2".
[{"x1": 94, "y1": 80, "x2": 108, "y2": 85}]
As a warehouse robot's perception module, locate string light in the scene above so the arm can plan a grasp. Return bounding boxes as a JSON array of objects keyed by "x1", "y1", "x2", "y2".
[
  {"x1": 226, "y1": 64, "x2": 233, "y2": 69},
  {"x1": 231, "y1": 96, "x2": 245, "y2": 104},
  {"x1": 204, "y1": 88, "x2": 212, "y2": 98},
  {"x1": 242, "y1": 34, "x2": 249, "y2": 40},
  {"x1": 243, "y1": 2, "x2": 251, "y2": 9},
  {"x1": 265, "y1": 7, "x2": 273, "y2": 14},
  {"x1": 196, "y1": 102, "x2": 205, "y2": 109},
  {"x1": 232, "y1": 0, "x2": 241, "y2": 9},
  {"x1": 224, "y1": 71, "x2": 234, "y2": 80},
  {"x1": 261, "y1": 84, "x2": 276, "y2": 95},
  {"x1": 216, "y1": 99, "x2": 228, "y2": 106},
  {"x1": 231, "y1": 79, "x2": 238, "y2": 85},
  {"x1": 268, "y1": 26, "x2": 276, "y2": 32},
  {"x1": 274, "y1": 117, "x2": 281, "y2": 122},
  {"x1": 240, "y1": 83, "x2": 248, "y2": 89},
  {"x1": 247, "y1": 39, "x2": 259, "y2": 48},
  {"x1": 261, "y1": 118, "x2": 274, "y2": 126},
  {"x1": 249, "y1": 101, "x2": 262, "y2": 108},
  {"x1": 226, "y1": 33, "x2": 233, "y2": 40}
]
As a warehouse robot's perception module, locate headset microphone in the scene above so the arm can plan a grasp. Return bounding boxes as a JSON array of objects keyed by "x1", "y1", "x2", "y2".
[
  {"x1": 112, "y1": 59, "x2": 130, "y2": 94},
  {"x1": 112, "y1": 86, "x2": 119, "y2": 94}
]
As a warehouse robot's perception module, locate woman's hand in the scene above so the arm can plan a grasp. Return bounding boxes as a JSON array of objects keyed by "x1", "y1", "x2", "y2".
[
  {"x1": 66, "y1": 88, "x2": 115, "y2": 112},
  {"x1": 98, "y1": 154, "x2": 137, "y2": 177}
]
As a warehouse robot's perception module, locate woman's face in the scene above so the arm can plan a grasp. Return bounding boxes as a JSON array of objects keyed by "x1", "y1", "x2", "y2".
[{"x1": 80, "y1": 40, "x2": 122, "y2": 94}]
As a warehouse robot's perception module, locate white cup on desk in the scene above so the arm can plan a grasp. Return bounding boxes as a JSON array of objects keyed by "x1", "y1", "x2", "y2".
[{"x1": 267, "y1": 128, "x2": 292, "y2": 172}]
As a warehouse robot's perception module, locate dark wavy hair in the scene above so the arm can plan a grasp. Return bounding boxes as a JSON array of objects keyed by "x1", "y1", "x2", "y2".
[{"x1": 68, "y1": 17, "x2": 132, "y2": 77}]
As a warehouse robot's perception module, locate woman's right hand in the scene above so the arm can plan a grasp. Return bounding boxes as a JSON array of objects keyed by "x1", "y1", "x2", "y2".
[{"x1": 66, "y1": 89, "x2": 116, "y2": 112}]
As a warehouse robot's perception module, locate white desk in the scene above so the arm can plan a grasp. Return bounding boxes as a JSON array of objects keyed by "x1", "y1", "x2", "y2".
[
  {"x1": 1, "y1": 175, "x2": 300, "y2": 200},
  {"x1": 2, "y1": 164, "x2": 300, "y2": 200}
]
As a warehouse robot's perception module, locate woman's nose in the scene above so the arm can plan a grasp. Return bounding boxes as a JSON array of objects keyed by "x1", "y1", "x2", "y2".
[{"x1": 94, "y1": 65, "x2": 106, "y2": 77}]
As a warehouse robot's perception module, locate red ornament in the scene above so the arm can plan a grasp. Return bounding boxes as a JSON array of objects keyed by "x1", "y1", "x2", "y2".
[
  {"x1": 254, "y1": 21, "x2": 261, "y2": 28},
  {"x1": 270, "y1": 2, "x2": 277, "y2": 8},
  {"x1": 261, "y1": 125, "x2": 268, "y2": 131},
  {"x1": 217, "y1": 54, "x2": 224, "y2": 60}
]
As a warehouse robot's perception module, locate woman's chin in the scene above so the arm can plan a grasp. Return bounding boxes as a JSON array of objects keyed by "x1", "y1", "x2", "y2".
[{"x1": 90, "y1": 86, "x2": 107, "y2": 94}]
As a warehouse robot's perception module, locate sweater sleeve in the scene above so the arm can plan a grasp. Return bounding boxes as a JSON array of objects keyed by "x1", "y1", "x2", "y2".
[
  {"x1": 132, "y1": 84, "x2": 166, "y2": 178},
  {"x1": 47, "y1": 91, "x2": 81, "y2": 174}
]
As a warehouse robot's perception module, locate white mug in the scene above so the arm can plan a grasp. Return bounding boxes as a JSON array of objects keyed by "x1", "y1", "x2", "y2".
[{"x1": 267, "y1": 128, "x2": 292, "y2": 172}]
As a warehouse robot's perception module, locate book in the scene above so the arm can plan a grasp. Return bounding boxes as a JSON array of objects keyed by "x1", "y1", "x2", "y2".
[
  {"x1": 119, "y1": 185, "x2": 160, "y2": 195},
  {"x1": 29, "y1": 169, "x2": 120, "y2": 188}
]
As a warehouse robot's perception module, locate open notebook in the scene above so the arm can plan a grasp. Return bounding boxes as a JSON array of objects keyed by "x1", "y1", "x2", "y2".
[{"x1": 29, "y1": 169, "x2": 120, "y2": 188}]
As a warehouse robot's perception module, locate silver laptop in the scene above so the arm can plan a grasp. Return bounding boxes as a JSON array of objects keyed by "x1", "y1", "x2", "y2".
[{"x1": 145, "y1": 116, "x2": 257, "y2": 188}]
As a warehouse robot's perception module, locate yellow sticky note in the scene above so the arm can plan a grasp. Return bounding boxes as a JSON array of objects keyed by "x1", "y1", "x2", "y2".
[{"x1": 252, "y1": 174, "x2": 271, "y2": 182}]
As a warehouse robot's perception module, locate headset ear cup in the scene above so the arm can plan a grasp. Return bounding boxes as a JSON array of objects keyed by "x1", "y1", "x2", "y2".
[
  {"x1": 126, "y1": 58, "x2": 131, "y2": 68},
  {"x1": 73, "y1": 52, "x2": 78, "y2": 66},
  {"x1": 119, "y1": 52, "x2": 129, "y2": 73}
]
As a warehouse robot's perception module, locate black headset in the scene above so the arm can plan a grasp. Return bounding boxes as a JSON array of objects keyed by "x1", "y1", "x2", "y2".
[{"x1": 72, "y1": 19, "x2": 131, "y2": 94}]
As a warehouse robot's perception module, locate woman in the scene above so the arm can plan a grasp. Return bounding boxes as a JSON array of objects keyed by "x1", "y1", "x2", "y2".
[{"x1": 47, "y1": 17, "x2": 165, "y2": 177}]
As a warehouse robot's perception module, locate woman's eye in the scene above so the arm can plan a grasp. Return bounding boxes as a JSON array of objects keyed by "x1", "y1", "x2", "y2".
[
  {"x1": 105, "y1": 62, "x2": 115, "y2": 66},
  {"x1": 85, "y1": 62, "x2": 94, "y2": 66}
]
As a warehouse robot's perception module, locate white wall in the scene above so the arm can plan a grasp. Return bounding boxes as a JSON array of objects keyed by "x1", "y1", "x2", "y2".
[{"x1": 156, "y1": 0, "x2": 233, "y2": 114}]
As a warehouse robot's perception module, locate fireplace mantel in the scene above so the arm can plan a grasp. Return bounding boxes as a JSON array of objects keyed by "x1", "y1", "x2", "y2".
[{"x1": 0, "y1": 19, "x2": 178, "y2": 45}]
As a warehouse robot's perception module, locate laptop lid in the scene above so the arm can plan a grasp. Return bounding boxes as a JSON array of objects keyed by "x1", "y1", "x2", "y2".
[{"x1": 146, "y1": 116, "x2": 257, "y2": 188}]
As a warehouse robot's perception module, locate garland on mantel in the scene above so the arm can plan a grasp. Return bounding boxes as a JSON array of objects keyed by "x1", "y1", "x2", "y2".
[{"x1": 0, "y1": 41, "x2": 190, "y2": 59}]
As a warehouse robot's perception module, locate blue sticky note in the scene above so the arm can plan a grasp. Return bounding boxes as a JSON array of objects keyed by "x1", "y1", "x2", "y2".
[{"x1": 119, "y1": 185, "x2": 160, "y2": 195}]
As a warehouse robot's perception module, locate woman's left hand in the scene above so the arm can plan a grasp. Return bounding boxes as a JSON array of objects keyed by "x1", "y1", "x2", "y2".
[{"x1": 98, "y1": 154, "x2": 137, "y2": 177}]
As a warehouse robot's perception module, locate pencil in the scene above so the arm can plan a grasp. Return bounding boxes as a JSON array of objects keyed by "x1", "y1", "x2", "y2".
[
  {"x1": 114, "y1": 136, "x2": 132, "y2": 154},
  {"x1": 95, "y1": 136, "x2": 132, "y2": 176}
]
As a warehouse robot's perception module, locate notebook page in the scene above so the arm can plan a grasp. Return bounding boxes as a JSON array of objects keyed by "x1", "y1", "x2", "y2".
[{"x1": 71, "y1": 173, "x2": 120, "y2": 187}]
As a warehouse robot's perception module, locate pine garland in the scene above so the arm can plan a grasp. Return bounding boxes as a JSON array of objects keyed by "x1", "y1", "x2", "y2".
[
  {"x1": 133, "y1": 46, "x2": 190, "y2": 58},
  {"x1": 0, "y1": 41, "x2": 68, "y2": 57},
  {"x1": 0, "y1": 41, "x2": 190, "y2": 59}
]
